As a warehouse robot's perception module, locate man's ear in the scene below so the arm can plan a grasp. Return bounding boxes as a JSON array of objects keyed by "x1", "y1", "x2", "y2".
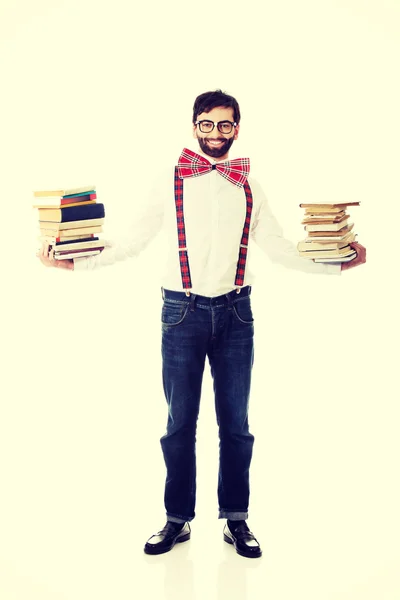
[
  {"x1": 192, "y1": 124, "x2": 197, "y2": 139},
  {"x1": 234, "y1": 123, "x2": 240, "y2": 140}
]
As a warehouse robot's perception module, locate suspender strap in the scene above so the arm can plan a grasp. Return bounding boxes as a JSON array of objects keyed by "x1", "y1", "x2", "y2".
[
  {"x1": 234, "y1": 180, "x2": 253, "y2": 287},
  {"x1": 174, "y1": 168, "x2": 253, "y2": 294},
  {"x1": 174, "y1": 167, "x2": 192, "y2": 293}
]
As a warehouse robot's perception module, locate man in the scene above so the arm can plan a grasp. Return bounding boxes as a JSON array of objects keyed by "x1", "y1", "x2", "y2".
[{"x1": 38, "y1": 89, "x2": 366, "y2": 559}]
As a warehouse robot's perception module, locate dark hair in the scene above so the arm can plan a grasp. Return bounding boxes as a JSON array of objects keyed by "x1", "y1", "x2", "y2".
[{"x1": 192, "y1": 89, "x2": 241, "y2": 124}]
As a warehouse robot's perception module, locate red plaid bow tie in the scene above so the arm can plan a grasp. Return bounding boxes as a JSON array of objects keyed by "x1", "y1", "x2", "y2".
[{"x1": 177, "y1": 148, "x2": 250, "y2": 188}]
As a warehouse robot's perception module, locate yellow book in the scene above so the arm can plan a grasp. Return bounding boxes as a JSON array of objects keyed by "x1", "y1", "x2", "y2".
[
  {"x1": 33, "y1": 200, "x2": 96, "y2": 209},
  {"x1": 33, "y1": 185, "x2": 96, "y2": 198},
  {"x1": 38, "y1": 218, "x2": 105, "y2": 231}
]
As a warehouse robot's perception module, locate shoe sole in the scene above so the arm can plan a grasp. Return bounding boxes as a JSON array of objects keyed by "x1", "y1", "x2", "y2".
[
  {"x1": 223, "y1": 533, "x2": 262, "y2": 558},
  {"x1": 144, "y1": 532, "x2": 191, "y2": 555}
]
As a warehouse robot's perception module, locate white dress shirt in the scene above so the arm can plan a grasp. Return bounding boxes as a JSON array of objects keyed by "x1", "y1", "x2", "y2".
[{"x1": 73, "y1": 154, "x2": 341, "y2": 296}]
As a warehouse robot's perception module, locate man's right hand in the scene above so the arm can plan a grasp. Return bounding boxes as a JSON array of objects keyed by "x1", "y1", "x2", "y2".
[{"x1": 37, "y1": 242, "x2": 74, "y2": 270}]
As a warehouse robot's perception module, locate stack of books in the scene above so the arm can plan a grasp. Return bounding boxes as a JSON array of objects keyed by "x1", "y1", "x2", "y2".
[
  {"x1": 297, "y1": 202, "x2": 360, "y2": 263},
  {"x1": 33, "y1": 185, "x2": 105, "y2": 259}
]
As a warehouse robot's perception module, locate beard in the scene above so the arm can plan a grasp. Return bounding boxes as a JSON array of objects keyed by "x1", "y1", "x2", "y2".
[{"x1": 197, "y1": 134, "x2": 235, "y2": 159}]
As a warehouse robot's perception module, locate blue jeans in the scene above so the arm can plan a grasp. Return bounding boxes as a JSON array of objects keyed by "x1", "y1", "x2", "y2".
[{"x1": 160, "y1": 286, "x2": 255, "y2": 523}]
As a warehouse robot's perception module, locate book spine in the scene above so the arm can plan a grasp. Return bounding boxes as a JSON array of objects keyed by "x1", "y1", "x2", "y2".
[
  {"x1": 39, "y1": 203, "x2": 105, "y2": 223},
  {"x1": 38, "y1": 218, "x2": 105, "y2": 230},
  {"x1": 53, "y1": 237, "x2": 99, "y2": 246},
  {"x1": 43, "y1": 235, "x2": 95, "y2": 243},
  {"x1": 55, "y1": 250, "x2": 101, "y2": 260},
  {"x1": 55, "y1": 245, "x2": 105, "y2": 255},
  {"x1": 35, "y1": 200, "x2": 96, "y2": 209},
  {"x1": 62, "y1": 190, "x2": 96, "y2": 199},
  {"x1": 305, "y1": 222, "x2": 350, "y2": 232},
  {"x1": 60, "y1": 193, "x2": 97, "y2": 205},
  {"x1": 62, "y1": 203, "x2": 104, "y2": 222}
]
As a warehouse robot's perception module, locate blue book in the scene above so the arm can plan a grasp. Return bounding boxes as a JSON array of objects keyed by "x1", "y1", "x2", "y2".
[{"x1": 38, "y1": 203, "x2": 105, "y2": 223}]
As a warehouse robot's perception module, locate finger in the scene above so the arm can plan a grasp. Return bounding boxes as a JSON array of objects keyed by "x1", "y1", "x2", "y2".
[{"x1": 41, "y1": 242, "x2": 49, "y2": 258}]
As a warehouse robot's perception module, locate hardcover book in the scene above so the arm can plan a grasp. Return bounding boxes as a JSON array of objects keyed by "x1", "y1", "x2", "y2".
[
  {"x1": 51, "y1": 236, "x2": 99, "y2": 246},
  {"x1": 40, "y1": 223, "x2": 104, "y2": 235},
  {"x1": 54, "y1": 250, "x2": 102, "y2": 260},
  {"x1": 301, "y1": 212, "x2": 346, "y2": 224},
  {"x1": 300, "y1": 202, "x2": 360, "y2": 210},
  {"x1": 39, "y1": 233, "x2": 95, "y2": 243},
  {"x1": 51, "y1": 239, "x2": 104, "y2": 252},
  {"x1": 38, "y1": 203, "x2": 105, "y2": 223},
  {"x1": 33, "y1": 193, "x2": 97, "y2": 208},
  {"x1": 298, "y1": 245, "x2": 355, "y2": 259},
  {"x1": 314, "y1": 251, "x2": 357, "y2": 263},
  {"x1": 34, "y1": 185, "x2": 96, "y2": 198},
  {"x1": 306, "y1": 224, "x2": 354, "y2": 238},
  {"x1": 304, "y1": 217, "x2": 351, "y2": 232},
  {"x1": 297, "y1": 233, "x2": 356, "y2": 252}
]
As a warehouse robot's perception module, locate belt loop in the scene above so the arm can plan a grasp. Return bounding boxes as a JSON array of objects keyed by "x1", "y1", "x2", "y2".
[
  {"x1": 225, "y1": 292, "x2": 233, "y2": 310},
  {"x1": 190, "y1": 293, "x2": 196, "y2": 311},
  {"x1": 236, "y1": 287, "x2": 241, "y2": 294}
]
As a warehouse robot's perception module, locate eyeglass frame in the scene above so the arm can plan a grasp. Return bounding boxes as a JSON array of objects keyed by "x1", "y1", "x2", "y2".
[{"x1": 195, "y1": 120, "x2": 238, "y2": 134}]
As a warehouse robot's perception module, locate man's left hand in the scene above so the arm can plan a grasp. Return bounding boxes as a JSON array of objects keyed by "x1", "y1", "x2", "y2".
[{"x1": 341, "y1": 242, "x2": 367, "y2": 271}]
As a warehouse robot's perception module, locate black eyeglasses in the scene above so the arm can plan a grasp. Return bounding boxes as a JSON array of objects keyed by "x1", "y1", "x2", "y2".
[{"x1": 195, "y1": 120, "x2": 237, "y2": 134}]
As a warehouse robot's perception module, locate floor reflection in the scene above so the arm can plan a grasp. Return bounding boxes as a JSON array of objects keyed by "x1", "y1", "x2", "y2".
[
  {"x1": 144, "y1": 541, "x2": 195, "y2": 600},
  {"x1": 217, "y1": 542, "x2": 263, "y2": 600}
]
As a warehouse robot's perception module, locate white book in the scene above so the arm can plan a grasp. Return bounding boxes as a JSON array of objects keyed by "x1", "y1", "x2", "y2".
[
  {"x1": 40, "y1": 225, "x2": 103, "y2": 237},
  {"x1": 55, "y1": 250, "x2": 101, "y2": 260},
  {"x1": 313, "y1": 251, "x2": 357, "y2": 263},
  {"x1": 305, "y1": 217, "x2": 350, "y2": 232},
  {"x1": 53, "y1": 239, "x2": 105, "y2": 252}
]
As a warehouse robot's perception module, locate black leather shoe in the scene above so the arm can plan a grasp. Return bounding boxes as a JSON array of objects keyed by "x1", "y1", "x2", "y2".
[
  {"x1": 144, "y1": 521, "x2": 191, "y2": 555},
  {"x1": 223, "y1": 521, "x2": 262, "y2": 558}
]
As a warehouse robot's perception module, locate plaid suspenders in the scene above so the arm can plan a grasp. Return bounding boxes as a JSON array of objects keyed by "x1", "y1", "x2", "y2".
[
  {"x1": 173, "y1": 167, "x2": 253, "y2": 295},
  {"x1": 235, "y1": 180, "x2": 253, "y2": 288},
  {"x1": 174, "y1": 167, "x2": 192, "y2": 293}
]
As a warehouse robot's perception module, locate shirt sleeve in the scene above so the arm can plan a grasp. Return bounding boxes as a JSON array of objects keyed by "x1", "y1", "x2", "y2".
[
  {"x1": 73, "y1": 171, "x2": 169, "y2": 271},
  {"x1": 249, "y1": 179, "x2": 342, "y2": 275}
]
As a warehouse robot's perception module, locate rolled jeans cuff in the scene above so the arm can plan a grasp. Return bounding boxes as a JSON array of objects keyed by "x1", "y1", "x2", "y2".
[
  {"x1": 218, "y1": 510, "x2": 249, "y2": 520},
  {"x1": 166, "y1": 513, "x2": 190, "y2": 524}
]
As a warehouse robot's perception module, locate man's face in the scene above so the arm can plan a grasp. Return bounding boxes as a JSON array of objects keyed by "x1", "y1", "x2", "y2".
[{"x1": 193, "y1": 106, "x2": 240, "y2": 160}]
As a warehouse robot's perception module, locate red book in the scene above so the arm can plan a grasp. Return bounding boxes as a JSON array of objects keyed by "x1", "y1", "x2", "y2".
[
  {"x1": 54, "y1": 233, "x2": 94, "y2": 242},
  {"x1": 60, "y1": 193, "x2": 97, "y2": 205}
]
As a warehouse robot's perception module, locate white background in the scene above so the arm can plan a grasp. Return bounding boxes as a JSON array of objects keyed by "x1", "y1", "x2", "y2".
[{"x1": 1, "y1": 1, "x2": 399, "y2": 599}]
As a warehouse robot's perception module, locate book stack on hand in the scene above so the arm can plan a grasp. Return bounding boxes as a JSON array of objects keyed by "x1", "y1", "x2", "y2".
[
  {"x1": 297, "y1": 202, "x2": 360, "y2": 263},
  {"x1": 33, "y1": 185, "x2": 106, "y2": 259}
]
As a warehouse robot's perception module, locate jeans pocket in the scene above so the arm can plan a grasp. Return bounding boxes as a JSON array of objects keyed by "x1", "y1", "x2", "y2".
[
  {"x1": 161, "y1": 301, "x2": 189, "y2": 326},
  {"x1": 232, "y1": 298, "x2": 254, "y2": 324}
]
